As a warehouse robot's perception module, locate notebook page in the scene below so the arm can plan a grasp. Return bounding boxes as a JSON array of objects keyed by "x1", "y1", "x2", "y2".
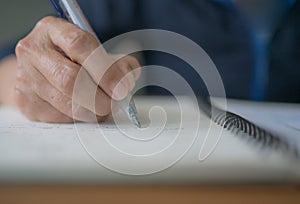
[{"x1": 0, "y1": 97, "x2": 299, "y2": 184}]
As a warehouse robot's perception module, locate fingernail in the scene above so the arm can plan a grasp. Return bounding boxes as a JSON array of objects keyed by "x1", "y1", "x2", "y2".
[{"x1": 112, "y1": 81, "x2": 128, "y2": 100}]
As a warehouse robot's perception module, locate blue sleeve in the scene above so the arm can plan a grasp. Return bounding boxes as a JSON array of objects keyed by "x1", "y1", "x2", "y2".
[
  {"x1": 77, "y1": 0, "x2": 140, "y2": 41},
  {"x1": 267, "y1": 0, "x2": 300, "y2": 102},
  {"x1": 74, "y1": 0, "x2": 254, "y2": 99}
]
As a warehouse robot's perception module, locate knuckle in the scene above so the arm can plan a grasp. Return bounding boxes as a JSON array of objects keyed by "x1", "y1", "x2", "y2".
[
  {"x1": 132, "y1": 56, "x2": 140, "y2": 65},
  {"x1": 127, "y1": 55, "x2": 138, "y2": 64},
  {"x1": 66, "y1": 30, "x2": 94, "y2": 52},
  {"x1": 104, "y1": 66, "x2": 124, "y2": 84},
  {"x1": 132, "y1": 58, "x2": 141, "y2": 70},
  {"x1": 36, "y1": 16, "x2": 56, "y2": 28},
  {"x1": 16, "y1": 17, "x2": 58, "y2": 58},
  {"x1": 51, "y1": 64, "x2": 78, "y2": 95},
  {"x1": 118, "y1": 55, "x2": 141, "y2": 80},
  {"x1": 118, "y1": 60, "x2": 131, "y2": 72},
  {"x1": 15, "y1": 36, "x2": 39, "y2": 59},
  {"x1": 15, "y1": 38, "x2": 30, "y2": 57},
  {"x1": 60, "y1": 74, "x2": 75, "y2": 96},
  {"x1": 126, "y1": 56, "x2": 141, "y2": 79},
  {"x1": 59, "y1": 69, "x2": 76, "y2": 95},
  {"x1": 124, "y1": 55, "x2": 140, "y2": 67}
]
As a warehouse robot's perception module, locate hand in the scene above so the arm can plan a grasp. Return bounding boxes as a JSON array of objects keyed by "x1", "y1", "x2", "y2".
[{"x1": 14, "y1": 16, "x2": 141, "y2": 123}]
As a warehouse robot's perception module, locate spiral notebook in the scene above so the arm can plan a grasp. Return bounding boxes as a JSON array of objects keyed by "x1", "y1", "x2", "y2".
[
  {"x1": 0, "y1": 96, "x2": 299, "y2": 184},
  {"x1": 199, "y1": 98, "x2": 300, "y2": 159}
]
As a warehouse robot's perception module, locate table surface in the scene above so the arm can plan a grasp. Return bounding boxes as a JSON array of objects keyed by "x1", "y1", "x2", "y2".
[{"x1": 0, "y1": 185, "x2": 299, "y2": 204}]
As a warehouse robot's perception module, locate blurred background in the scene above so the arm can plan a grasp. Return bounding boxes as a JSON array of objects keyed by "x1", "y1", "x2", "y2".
[
  {"x1": 0, "y1": 0, "x2": 53, "y2": 46},
  {"x1": 0, "y1": 0, "x2": 299, "y2": 102}
]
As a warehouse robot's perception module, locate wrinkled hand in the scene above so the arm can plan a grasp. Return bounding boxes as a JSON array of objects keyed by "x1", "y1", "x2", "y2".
[{"x1": 15, "y1": 16, "x2": 141, "y2": 123}]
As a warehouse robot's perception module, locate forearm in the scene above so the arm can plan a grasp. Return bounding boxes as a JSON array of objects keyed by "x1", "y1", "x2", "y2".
[{"x1": 0, "y1": 55, "x2": 17, "y2": 106}]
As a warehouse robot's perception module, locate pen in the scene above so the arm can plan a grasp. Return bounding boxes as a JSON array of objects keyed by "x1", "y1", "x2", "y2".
[{"x1": 49, "y1": 0, "x2": 141, "y2": 128}]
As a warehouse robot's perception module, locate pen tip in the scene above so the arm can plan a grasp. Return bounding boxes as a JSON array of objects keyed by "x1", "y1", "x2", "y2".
[
  {"x1": 132, "y1": 115, "x2": 142, "y2": 128},
  {"x1": 136, "y1": 120, "x2": 142, "y2": 128},
  {"x1": 128, "y1": 98, "x2": 142, "y2": 128}
]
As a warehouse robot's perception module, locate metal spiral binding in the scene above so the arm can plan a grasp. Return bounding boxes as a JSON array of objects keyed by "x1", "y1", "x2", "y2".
[{"x1": 198, "y1": 98, "x2": 299, "y2": 159}]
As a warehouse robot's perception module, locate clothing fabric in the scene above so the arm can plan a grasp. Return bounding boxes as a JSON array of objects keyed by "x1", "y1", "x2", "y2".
[{"x1": 1, "y1": 0, "x2": 299, "y2": 102}]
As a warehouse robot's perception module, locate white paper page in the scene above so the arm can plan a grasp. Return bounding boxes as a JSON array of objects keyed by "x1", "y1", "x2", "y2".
[{"x1": 0, "y1": 97, "x2": 299, "y2": 184}]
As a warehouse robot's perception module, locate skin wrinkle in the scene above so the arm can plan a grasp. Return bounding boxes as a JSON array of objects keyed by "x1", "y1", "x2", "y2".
[
  {"x1": 5, "y1": 16, "x2": 141, "y2": 123},
  {"x1": 17, "y1": 55, "x2": 104, "y2": 122},
  {"x1": 30, "y1": 66, "x2": 102, "y2": 121},
  {"x1": 38, "y1": 49, "x2": 79, "y2": 97},
  {"x1": 14, "y1": 80, "x2": 73, "y2": 123},
  {"x1": 44, "y1": 17, "x2": 133, "y2": 99}
]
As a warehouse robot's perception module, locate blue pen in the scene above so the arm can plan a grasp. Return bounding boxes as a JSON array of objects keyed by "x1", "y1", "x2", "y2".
[{"x1": 49, "y1": 0, "x2": 141, "y2": 128}]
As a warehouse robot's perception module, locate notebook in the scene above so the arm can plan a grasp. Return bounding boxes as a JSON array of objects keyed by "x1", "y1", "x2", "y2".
[{"x1": 0, "y1": 96, "x2": 299, "y2": 184}]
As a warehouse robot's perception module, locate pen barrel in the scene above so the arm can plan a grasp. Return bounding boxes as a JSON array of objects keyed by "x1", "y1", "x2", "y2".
[{"x1": 59, "y1": 0, "x2": 99, "y2": 40}]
